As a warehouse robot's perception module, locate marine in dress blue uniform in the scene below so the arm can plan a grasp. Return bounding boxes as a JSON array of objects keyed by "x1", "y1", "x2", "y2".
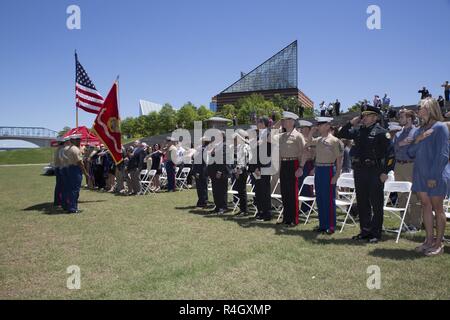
[
  {"x1": 305, "y1": 117, "x2": 344, "y2": 234},
  {"x1": 64, "y1": 134, "x2": 88, "y2": 214}
]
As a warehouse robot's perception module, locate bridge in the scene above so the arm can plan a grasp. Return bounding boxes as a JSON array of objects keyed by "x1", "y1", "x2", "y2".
[{"x1": 0, "y1": 127, "x2": 58, "y2": 147}]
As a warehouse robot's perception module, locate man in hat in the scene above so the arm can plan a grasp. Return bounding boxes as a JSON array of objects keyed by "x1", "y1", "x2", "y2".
[
  {"x1": 164, "y1": 137, "x2": 179, "y2": 192},
  {"x1": 193, "y1": 136, "x2": 211, "y2": 208},
  {"x1": 248, "y1": 117, "x2": 272, "y2": 221},
  {"x1": 53, "y1": 137, "x2": 65, "y2": 209},
  {"x1": 63, "y1": 134, "x2": 88, "y2": 214},
  {"x1": 60, "y1": 137, "x2": 71, "y2": 210},
  {"x1": 305, "y1": 117, "x2": 344, "y2": 234},
  {"x1": 338, "y1": 105, "x2": 395, "y2": 243},
  {"x1": 273, "y1": 111, "x2": 306, "y2": 226}
]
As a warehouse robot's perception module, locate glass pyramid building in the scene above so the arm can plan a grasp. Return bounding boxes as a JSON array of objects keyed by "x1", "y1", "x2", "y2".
[
  {"x1": 212, "y1": 40, "x2": 313, "y2": 111},
  {"x1": 221, "y1": 41, "x2": 298, "y2": 94}
]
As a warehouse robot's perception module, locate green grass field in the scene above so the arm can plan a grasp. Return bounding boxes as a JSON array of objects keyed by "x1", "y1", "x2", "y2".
[
  {"x1": 0, "y1": 165, "x2": 449, "y2": 299},
  {"x1": 0, "y1": 148, "x2": 53, "y2": 165}
]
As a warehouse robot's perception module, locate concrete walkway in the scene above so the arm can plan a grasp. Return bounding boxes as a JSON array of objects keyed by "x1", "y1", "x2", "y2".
[{"x1": 0, "y1": 163, "x2": 48, "y2": 167}]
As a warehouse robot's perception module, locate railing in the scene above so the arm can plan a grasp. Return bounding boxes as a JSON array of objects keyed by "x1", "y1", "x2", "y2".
[{"x1": 0, "y1": 127, "x2": 58, "y2": 138}]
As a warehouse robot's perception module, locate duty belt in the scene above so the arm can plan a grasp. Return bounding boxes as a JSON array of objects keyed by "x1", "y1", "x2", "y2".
[
  {"x1": 352, "y1": 158, "x2": 380, "y2": 168},
  {"x1": 281, "y1": 157, "x2": 298, "y2": 161}
]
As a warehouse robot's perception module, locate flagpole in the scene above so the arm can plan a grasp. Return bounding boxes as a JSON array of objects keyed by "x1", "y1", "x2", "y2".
[
  {"x1": 115, "y1": 75, "x2": 121, "y2": 148},
  {"x1": 75, "y1": 50, "x2": 78, "y2": 128}
]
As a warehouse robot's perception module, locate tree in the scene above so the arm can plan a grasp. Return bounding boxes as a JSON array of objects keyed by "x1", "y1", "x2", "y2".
[
  {"x1": 176, "y1": 102, "x2": 198, "y2": 129},
  {"x1": 236, "y1": 94, "x2": 283, "y2": 125},
  {"x1": 348, "y1": 101, "x2": 364, "y2": 113},
  {"x1": 159, "y1": 103, "x2": 177, "y2": 133},
  {"x1": 219, "y1": 104, "x2": 236, "y2": 120},
  {"x1": 58, "y1": 126, "x2": 71, "y2": 137},
  {"x1": 144, "y1": 111, "x2": 160, "y2": 136},
  {"x1": 121, "y1": 117, "x2": 137, "y2": 138},
  {"x1": 197, "y1": 105, "x2": 215, "y2": 122}
]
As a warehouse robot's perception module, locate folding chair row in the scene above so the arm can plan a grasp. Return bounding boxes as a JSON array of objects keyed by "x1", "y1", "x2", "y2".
[
  {"x1": 175, "y1": 167, "x2": 191, "y2": 190},
  {"x1": 140, "y1": 169, "x2": 157, "y2": 195}
]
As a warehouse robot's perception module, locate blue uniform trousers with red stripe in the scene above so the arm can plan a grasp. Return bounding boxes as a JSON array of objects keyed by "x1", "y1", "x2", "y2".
[{"x1": 314, "y1": 165, "x2": 336, "y2": 231}]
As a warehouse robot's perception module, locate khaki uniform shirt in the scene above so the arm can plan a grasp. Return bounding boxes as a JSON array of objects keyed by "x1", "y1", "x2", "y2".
[
  {"x1": 274, "y1": 128, "x2": 306, "y2": 162},
  {"x1": 64, "y1": 145, "x2": 82, "y2": 166},
  {"x1": 54, "y1": 146, "x2": 64, "y2": 168},
  {"x1": 307, "y1": 134, "x2": 344, "y2": 164},
  {"x1": 166, "y1": 145, "x2": 178, "y2": 163}
]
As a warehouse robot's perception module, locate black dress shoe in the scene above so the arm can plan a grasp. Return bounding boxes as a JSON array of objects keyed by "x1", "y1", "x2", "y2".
[
  {"x1": 313, "y1": 226, "x2": 326, "y2": 233},
  {"x1": 352, "y1": 234, "x2": 369, "y2": 241},
  {"x1": 286, "y1": 223, "x2": 297, "y2": 228},
  {"x1": 68, "y1": 209, "x2": 83, "y2": 214},
  {"x1": 325, "y1": 229, "x2": 335, "y2": 235},
  {"x1": 367, "y1": 237, "x2": 380, "y2": 244}
]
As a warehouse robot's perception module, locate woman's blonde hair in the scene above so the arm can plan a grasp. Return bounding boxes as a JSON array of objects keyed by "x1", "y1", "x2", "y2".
[{"x1": 419, "y1": 98, "x2": 443, "y2": 126}]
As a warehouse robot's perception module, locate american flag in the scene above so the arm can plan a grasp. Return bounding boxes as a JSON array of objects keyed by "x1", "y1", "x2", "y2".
[{"x1": 75, "y1": 53, "x2": 104, "y2": 114}]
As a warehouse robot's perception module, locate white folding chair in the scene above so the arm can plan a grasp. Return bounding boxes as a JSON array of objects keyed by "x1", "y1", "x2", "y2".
[
  {"x1": 139, "y1": 170, "x2": 149, "y2": 194},
  {"x1": 227, "y1": 178, "x2": 241, "y2": 214},
  {"x1": 336, "y1": 177, "x2": 357, "y2": 232},
  {"x1": 176, "y1": 167, "x2": 191, "y2": 190},
  {"x1": 246, "y1": 183, "x2": 258, "y2": 215},
  {"x1": 383, "y1": 181, "x2": 412, "y2": 243},
  {"x1": 270, "y1": 179, "x2": 284, "y2": 223},
  {"x1": 159, "y1": 167, "x2": 167, "y2": 187},
  {"x1": 141, "y1": 169, "x2": 157, "y2": 194},
  {"x1": 298, "y1": 175, "x2": 318, "y2": 224},
  {"x1": 444, "y1": 196, "x2": 450, "y2": 219},
  {"x1": 340, "y1": 172, "x2": 353, "y2": 179}
]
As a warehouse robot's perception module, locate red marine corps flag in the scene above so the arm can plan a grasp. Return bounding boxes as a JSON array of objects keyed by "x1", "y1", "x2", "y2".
[{"x1": 92, "y1": 81, "x2": 123, "y2": 164}]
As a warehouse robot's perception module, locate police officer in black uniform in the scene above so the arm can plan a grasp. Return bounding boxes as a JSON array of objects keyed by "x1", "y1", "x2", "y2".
[
  {"x1": 193, "y1": 136, "x2": 210, "y2": 208},
  {"x1": 338, "y1": 105, "x2": 395, "y2": 243}
]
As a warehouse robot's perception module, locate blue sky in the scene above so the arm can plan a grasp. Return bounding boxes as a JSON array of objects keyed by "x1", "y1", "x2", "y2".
[{"x1": 0, "y1": 0, "x2": 449, "y2": 147}]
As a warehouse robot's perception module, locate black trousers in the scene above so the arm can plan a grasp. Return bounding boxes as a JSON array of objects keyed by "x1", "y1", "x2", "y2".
[
  {"x1": 353, "y1": 167, "x2": 385, "y2": 239},
  {"x1": 280, "y1": 160, "x2": 299, "y2": 225},
  {"x1": 232, "y1": 170, "x2": 248, "y2": 213},
  {"x1": 255, "y1": 174, "x2": 271, "y2": 217},
  {"x1": 94, "y1": 165, "x2": 106, "y2": 189},
  {"x1": 212, "y1": 175, "x2": 228, "y2": 211},
  {"x1": 195, "y1": 172, "x2": 208, "y2": 206}
]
